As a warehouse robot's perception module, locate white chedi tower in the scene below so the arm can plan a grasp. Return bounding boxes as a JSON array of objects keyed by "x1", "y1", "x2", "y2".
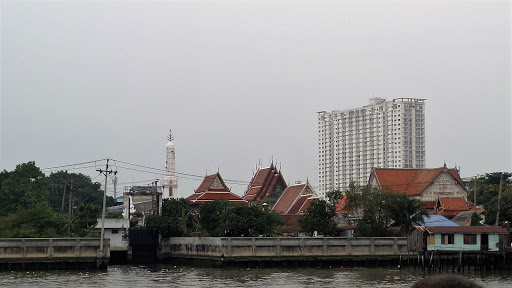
[{"x1": 162, "y1": 130, "x2": 178, "y2": 198}]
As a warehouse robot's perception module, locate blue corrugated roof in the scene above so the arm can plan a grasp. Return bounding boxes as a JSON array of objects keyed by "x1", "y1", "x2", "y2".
[{"x1": 421, "y1": 215, "x2": 459, "y2": 227}]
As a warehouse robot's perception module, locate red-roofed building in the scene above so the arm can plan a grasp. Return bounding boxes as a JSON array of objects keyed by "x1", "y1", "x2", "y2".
[
  {"x1": 368, "y1": 165, "x2": 468, "y2": 202},
  {"x1": 273, "y1": 181, "x2": 319, "y2": 215},
  {"x1": 187, "y1": 172, "x2": 247, "y2": 207},
  {"x1": 243, "y1": 163, "x2": 287, "y2": 202},
  {"x1": 433, "y1": 197, "x2": 469, "y2": 219},
  {"x1": 272, "y1": 180, "x2": 319, "y2": 234}
]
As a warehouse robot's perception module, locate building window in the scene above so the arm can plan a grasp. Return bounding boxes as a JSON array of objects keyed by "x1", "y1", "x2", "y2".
[
  {"x1": 463, "y1": 234, "x2": 477, "y2": 245},
  {"x1": 441, "y1": 234, "x2": 454, "y2": 244},
  {"x1": 428, "y1": 235, "x2": 435, "y2": 245},
  {"x1": 112, "y1": 229, "x2": 119, "y2": 234}
]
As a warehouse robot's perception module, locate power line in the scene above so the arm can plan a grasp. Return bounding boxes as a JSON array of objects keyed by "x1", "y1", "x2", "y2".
[{"x1": 41, "y1": 159, "x2": 106, "y2": 171}]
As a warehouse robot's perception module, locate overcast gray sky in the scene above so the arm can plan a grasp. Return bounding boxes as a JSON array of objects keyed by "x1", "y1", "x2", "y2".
[{"x1": 1, "y1": 0, "x2": 510, "y2": 198}]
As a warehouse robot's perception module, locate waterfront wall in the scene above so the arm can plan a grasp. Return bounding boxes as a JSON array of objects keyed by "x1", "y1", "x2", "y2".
[
  {"x1": 0, "y1": 238, "x2": 110, "y2": 270},
  {"x1": 160, "y1": 237, "x2": 408, "y2": 262}
]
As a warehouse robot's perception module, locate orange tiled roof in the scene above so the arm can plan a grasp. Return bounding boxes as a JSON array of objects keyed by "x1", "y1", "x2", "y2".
[
  {"x1": 439, "y1": 198, "x2": 468, "y2": 211},
  {"x1": 421, "y1": 201, "x2": 437, "y2": 210},
  {"x1": 374, "y1": 167, "x2": 464, "y2": 196},
  {"x1": 273, "y1": 183, "x2": 306, "y2": 214},
  {"x1": 187, "y1": 172, "x2": 247, "y2": 205},
  {"x1": 335, "y1": 195, "x2": 351, "y2": 214},
  {"x1": 243, "y1": 164, "x2": 287, "y2": 202},
  {"x1": 187, "y1": 191, "x2": 247, "y2": 204},
  {"x1": 288, "y1": 195, "x2": 310, "y2": 215},
  {"x1": 273, "y1": 182, "x2": 318, "y2": 215},
  {"x1": 194, "y1": 172, "x2": 230, "y2": 193}
]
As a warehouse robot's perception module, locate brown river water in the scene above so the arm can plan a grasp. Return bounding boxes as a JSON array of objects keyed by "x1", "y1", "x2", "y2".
[{"x1": 1, "y1": 265, "x2": 512, "y2": 287}]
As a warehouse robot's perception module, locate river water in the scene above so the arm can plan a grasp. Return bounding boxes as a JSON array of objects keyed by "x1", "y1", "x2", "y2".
[{"x1": 1, "y1": 265, "x2": 512, "y2": 287}]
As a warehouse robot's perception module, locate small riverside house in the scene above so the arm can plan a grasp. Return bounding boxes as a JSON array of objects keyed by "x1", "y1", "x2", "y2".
[{"x1": 408, "y1": 226, "x2": 511, "y2": 252}]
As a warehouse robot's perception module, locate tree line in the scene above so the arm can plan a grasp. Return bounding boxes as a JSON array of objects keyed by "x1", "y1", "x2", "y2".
[
  {"x1": 0, "y1": 161, "x2": 116, "y2": 238},
  {"x1": 145, "y1": 199, "x2": 284, "y2": 237}
]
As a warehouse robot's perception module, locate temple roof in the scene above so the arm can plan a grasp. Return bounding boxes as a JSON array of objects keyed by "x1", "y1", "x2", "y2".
[
  {"x1": 243, "y1": 163, "x2": 287, "y2": 202},
  {"x1": 187, "y1": 172, "x2": 247, "y2": 205},
  {"x1": 272, "y1": 181, "x2": 318, "y2": 215},
  {"x1": 372, "y1": 167, "x2": 464, "y2": 196}
]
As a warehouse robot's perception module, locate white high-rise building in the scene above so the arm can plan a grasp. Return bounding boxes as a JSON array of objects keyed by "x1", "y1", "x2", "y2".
[
  {"x1": 317, "y1": 98, "x2": 426, "y2": 199},
  {"x1": 162, "y1": 130, "x2": 178, "y2": 198}
]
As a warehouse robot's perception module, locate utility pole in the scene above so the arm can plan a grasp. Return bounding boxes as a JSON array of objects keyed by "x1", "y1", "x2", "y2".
[
  {"x1": 61, "y1": 184, "x2": 67, "y2": 216},
  {"x1": 97, "y1": 159, "x2": 117, "y2": 255},
  {"x1": 68, "y1": 178, "x2": 74, "y2": 221},
  {"x1": 473, "y1": 177, "x2": 477, "y2": 212},
  {"x1": 113, "y1": 176, "x2": 118, "y2": 202},
  {"x1": 496, "y1": 173, "x2": 503, "y2": 226}
]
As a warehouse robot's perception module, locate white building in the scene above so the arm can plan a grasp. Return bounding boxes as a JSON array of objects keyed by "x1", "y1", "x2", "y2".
[
  {"x1": 94, "y1": 218, "x2": 130, "y2": 252},
  {"x1": 162, "y1": 130, "x2": 178, "y2": 198},
  {"x1": 317, "y1": 98, "x2": 426, "y2": 199}
]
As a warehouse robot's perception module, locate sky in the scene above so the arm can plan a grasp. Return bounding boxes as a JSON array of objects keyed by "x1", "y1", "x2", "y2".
[{"x1": 1, "y1": 0, "x2": 510, "y2": 199}]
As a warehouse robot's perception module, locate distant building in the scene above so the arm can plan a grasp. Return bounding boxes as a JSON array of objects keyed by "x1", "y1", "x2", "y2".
[
  {"x1": 162, "y1": 130, "x2": 178, "y2": 199},
  {"x1": 368, "y1": 165, "x2": 468, "y2": 202},
  {"x1": 187, "y1": 172, "x2": 247, "y2": 207},
  {"x1": 123, "y1": 185, "x2": 162, "y2": 224},
  {"x1": 243, "y1": 163, "x2": 287, "y2": 203},
  {"x1": 318, "y1": 98, "x2": 426, "y2": 199}
]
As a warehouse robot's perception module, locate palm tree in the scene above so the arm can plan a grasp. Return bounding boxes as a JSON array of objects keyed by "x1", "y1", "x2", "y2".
[{"x1": 387, "y1": 194, "x2": 429, "y2": 236}]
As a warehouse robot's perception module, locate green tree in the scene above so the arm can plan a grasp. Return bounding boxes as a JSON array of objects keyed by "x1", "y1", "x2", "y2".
[
  {"x1": 0, "y1": 162, "x2": 48, "y2": 216},
  {"x1": 0, "y1": 204, "x2": 68, "y2": 238},
  {"x1": 326, "y1": 189, "x2": 344, "y2": 207},
  {"x1": 198, "y1": 199, "x2": 234, "y2": 236},
  {"x1": 47, "y1": 171, "x2": 115, "y2": 214},
  {"x1": 0, "y1": 169, "x2": 10, "y2": 191},
  {"x1": 220, "y1": 204, "x2": 283, "y2": 237},
  {"x1": 468, "y1": 172, "x2": 511, "y2": 220},
  {"x1": 345, "y1": 185, "x2": 394, "y2": 237},
  {"x1": 387, "y1": 194, "x2": 428, "y2": 236},
  {"x1": 470, "y1": 212, "x2": 483, "y2": 226},
  {"x1": 145, "y1": 198, "x2": 196, "y2": 237},
  {"x1": 71, "y1": 204, "x2": 101, "y2": 237},
  {"x1": 299, "y1": 200, "x2": 337, "y2": 236},
  {"x1": 483, "y1": 189, "x2": 512, "y2": 225}
]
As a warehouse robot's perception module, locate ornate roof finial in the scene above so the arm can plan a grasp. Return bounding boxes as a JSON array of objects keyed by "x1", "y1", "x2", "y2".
[{"x1": 167, "y1": 129, "x2": 174, "y2": 142}]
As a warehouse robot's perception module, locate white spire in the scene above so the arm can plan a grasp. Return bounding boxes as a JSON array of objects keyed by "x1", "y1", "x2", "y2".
[{"x1": 163, "y1": 129, "x2": 178, "y2": 198}]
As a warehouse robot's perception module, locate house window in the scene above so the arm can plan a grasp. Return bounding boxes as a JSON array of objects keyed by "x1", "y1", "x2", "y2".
[
  {"x1": 428, "y1": 235, "x2": 435, "y2": 245},
  {"x1": 441, "y1": 234, "x2": 454, "y2": 244},
  {"x1": 464, "y1": 234, "x2": 477, "y2": 245},
  {"x1": 111, "y1": 229, "x2": 119, "y2": 234}
]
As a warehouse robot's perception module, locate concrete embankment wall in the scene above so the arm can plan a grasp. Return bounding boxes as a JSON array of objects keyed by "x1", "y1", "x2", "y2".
[
  {"x1": 160, "y1": 237, "x2": 408, "y2": 266},
  {"x1": 0, "y1": 238, "x2": 109, "y2": 271}
]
